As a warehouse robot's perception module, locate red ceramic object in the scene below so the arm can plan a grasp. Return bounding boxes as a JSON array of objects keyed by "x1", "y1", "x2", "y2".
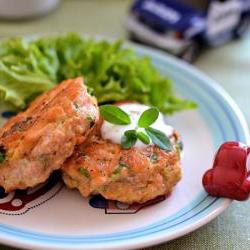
[{"x1": 202, "y1": 141, "x2": 250, "y2": 201}]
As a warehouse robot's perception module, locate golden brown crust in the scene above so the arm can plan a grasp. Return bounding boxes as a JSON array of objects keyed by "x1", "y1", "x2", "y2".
[
  {"x1": 62, "y1": 134, "x2": 182, "y2": 204},
  {"x1": 0, "y1": 77, "x2": 99, "y2": 192}
]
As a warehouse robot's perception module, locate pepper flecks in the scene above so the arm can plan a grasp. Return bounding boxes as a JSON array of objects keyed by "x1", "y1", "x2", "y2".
[
  {"x1": 73, "y1": 102, "x2": 80, "y2": 110},
  {"x1": 79, "y1": 167, "x2": 90, "y2": 179},
  {"x1": 2, "y1": 117, "x2": 33, "y2": 137},
  {"x1": 38, "y1": 154, "x2": 50, "y2": 169},
  {"x1": 86, "y1": 113, "x2": 95, "y2": 128},
  {"x1": 86, "y1": 114, "x2": 94, "y2": 122},
  {"x1": 118, "y1": 161, "x2": 129, "y2": 168},
  {"x1": 150, "y1": 153, "x2": 158, "y2": 163}
]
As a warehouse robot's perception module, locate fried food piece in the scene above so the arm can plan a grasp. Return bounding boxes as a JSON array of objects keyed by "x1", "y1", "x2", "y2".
[
  {"x1": 0, "y1": 77, "x2": 99, "y2": 192},
  {"x1": 62, "y1": 132, "x2": 182, "y2": 204}
]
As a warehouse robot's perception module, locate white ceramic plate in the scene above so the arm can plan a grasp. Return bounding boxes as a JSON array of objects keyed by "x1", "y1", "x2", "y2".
[{"x1": 0, "y1": 44, "x2": 249, "y2": 250}]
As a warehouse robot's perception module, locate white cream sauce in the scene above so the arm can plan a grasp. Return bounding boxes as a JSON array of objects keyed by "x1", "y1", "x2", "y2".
[{"x1": 101, "y1": 103, "x2": 174, "y2": 148}]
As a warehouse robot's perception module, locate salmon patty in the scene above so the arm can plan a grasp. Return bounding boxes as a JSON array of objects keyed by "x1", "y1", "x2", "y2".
[
  {"x1": 0, "y1": 77, "x2": 99, "y2": 192},
  {"x1": 62, "y1": 132, "x2": 182, "y2": 204}
]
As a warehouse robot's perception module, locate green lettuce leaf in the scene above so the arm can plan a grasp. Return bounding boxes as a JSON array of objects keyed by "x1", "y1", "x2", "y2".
[{"x1": 0, "y1": 33, "x2": 197, "y2": 113}]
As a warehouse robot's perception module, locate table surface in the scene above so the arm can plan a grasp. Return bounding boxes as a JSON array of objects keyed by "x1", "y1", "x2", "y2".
[{"x1": 0, "y1": 0, "x2": 249, "y2": 249}]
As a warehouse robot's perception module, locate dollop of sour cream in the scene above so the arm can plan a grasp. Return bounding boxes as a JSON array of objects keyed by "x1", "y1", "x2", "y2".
[{"x1": 101, "y1": 103, "x2": 174, "y2": 148}]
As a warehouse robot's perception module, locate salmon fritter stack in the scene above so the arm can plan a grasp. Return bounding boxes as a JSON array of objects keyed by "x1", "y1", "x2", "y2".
[
  {"x1": 0, "y1": 77, "x2": 99, "y2": 192},
  {"x1": 62, "y1": 131, "x2": 182, "y2": 204}
]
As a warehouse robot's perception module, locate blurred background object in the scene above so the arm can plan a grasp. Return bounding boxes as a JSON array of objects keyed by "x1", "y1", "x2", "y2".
[
  {"x1": 126, "y1": 0, "x2": 250, "y2": 62},
  {"x1": 0, "y1": 0, "x2": 60, "y2": 20}
]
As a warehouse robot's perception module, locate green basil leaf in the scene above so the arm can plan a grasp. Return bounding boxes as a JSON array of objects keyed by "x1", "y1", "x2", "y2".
[
  {"x1": 124, "y1": 129, "x2": 137, "y2": 137},
  {"x1": 100, "y1": 105, "x2": 131, "y2": 125},
  {"x1": 136, "y1": 131, "x2": 150, "y2": 145},
  {"x1": 138, "y1": 107, "x2": 159, "y2": 128},
  {"x1": 121, "y1": 133, "x2": 137, "y2": 149},
  {"x1": 145, "y1": 127, "x2": 173, "y2": 151}
]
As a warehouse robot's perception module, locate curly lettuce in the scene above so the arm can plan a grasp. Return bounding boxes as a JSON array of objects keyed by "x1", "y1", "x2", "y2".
[{"x1": 0, "y1": 33, "x2": 196, "y2": 113}]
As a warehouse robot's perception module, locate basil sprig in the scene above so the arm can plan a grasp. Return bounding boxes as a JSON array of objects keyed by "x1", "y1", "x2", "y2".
[
  {"x1": 138, "y1": 107, "x2": 159, "y2": 128},
  {"x1": 136, "y1": 131, "x2": 150, "y2": 145},
  {"x1": 100, "y1": 105, "x2": 131, "y2": 125},
  {"x1": 100, "y1": 104, "x2": 173, "y2": 151},
  {"x1": 121, "y1": 130, "x2": 137, "y2": 149},
  {"x1": 145, "y1": 127, "x2": 173, "y2": 151}
]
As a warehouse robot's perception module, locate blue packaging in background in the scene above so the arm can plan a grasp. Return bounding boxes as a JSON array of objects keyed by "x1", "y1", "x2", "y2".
[{"x1": 126, "y1": 0, "x2": 250, "y2": 62}]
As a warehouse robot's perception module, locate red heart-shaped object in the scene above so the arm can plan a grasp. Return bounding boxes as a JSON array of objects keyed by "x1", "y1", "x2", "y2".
[{"x1": 202, "y1": 141, "x2": 250, "y2": 201}]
